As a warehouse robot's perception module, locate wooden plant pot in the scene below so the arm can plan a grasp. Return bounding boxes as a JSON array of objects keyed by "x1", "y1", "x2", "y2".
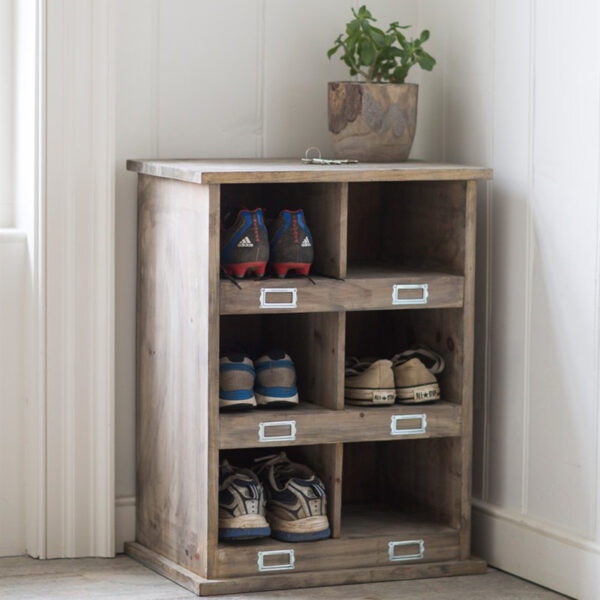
[{"x1": 328, "y1": 81, "x2": 418, "y2": 162}]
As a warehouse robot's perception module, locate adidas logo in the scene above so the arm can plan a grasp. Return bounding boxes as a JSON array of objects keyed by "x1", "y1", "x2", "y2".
[
  {"x1": 237, "y1": 236, "x2": 254, "y2": 248},
  {"x1": 301, "y1": 236, "x2": 311, "y2": 247}
]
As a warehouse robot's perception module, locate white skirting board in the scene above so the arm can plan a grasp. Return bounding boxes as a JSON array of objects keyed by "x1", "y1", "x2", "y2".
[
  {"x1": 473, "y1": 500, "x2": 600, "y2": 600},
  {"x1": 115, "y1": 497, "x2": 136, "y2": 554}
]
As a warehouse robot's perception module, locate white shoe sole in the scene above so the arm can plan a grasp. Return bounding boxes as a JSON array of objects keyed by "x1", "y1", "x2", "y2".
[
  {"x1": 255, "y1": 392, "x2": 299, "y2": 407},
  {"x1": 219, "y1": 513, "x2": 269, "y2": 530},
  {"x1": 268, "y1": 514, "x2": 330, "y2": 534},
  {"x1": 396, "y1": 383, "x2": 440, "y2": 403},
  {"x1": 219, "y1": 396, "x2": 257, "y2": 409},
  {"x1": 345, "y1": 387, "x2": 396, "y2": 406}
]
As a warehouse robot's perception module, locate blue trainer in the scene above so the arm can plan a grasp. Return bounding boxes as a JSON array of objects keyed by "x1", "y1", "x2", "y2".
[
  {"x1": 254, "y1": 350, "x2": 299, "y2": 407},
  {"x1": 219, "y1": 353, "x2": 256, "y2": 411}
]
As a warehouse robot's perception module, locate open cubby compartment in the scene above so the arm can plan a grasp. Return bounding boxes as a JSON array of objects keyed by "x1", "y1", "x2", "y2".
[
  {"x1": 220, "y1": 312, "x2": 345, "y2": 410},
  {"x1": 345, "y1": 308, "x2": 465, "y2": 406},
  {"x1": 220, "y1": 182, "x2": 347, "y2": 279},
  {"x1": 342, "y1": 439, "x2": 462, "y2": 543},
  {"x1": 219, "y1": 443, "x2": 343, "y2": 545},
  {"x1": 347, "y1": 181, "x2": 468, "y2": 275}
]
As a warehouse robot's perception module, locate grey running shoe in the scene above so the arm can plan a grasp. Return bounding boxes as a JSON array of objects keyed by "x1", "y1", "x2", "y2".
[
  {"x1": 254, "y1": 350, "x2": 299, "y2": 407},
  {"x1": 254, "y1": 452, "x2": 330, "y2": 542},
  {"x1": 219, "y1": 459, "x2": 270, "y2": 540}
]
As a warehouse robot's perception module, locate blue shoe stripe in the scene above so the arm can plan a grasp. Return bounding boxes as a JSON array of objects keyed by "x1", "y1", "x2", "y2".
[
  {"x1": 220, "y1": 362, "x2": 255, "y2": 375},
  {"x1": 271, "y1": 528, "x2": 330, "y2": 542},
  {"x1": 297, "y1": 210, "x2": 312, "y2": 244},
  {"x1": 222, "y1": 211, "x2": 252, "y2": 264},
  {"x1": 219, "y1": 526, "x2": 271, "y2": 540},
  {"x1": 219, "y1": 388, "x2": 255, "y2": 401},
  {"x1": 255, "y1": 385, "x2": 297, "y2": 398},
  {"x1": 255, "y1": 360, "x2": 294, "y2": 371}
]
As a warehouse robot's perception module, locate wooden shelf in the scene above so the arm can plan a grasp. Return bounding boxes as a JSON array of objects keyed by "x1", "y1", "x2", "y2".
[
  {"x1": 220, "y1": 268, "x2": 463, "y2": 315},
  {"x1": 127, "y1": 158, "x2": 492, "y2": 184},
  {"x1": 219, "y1": 401, "x2": 462, "y2": 449},
  {"x1": 128, "y1": 159, "x2": 486, "y2": 595},
  {"x1": 214, "y1": 504, "x2": 459, "y2": 578}
]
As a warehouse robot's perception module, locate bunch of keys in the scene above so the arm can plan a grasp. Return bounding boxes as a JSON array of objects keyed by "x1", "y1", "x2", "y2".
[{"x1": 301, "y1": 146, "x2": 358, "y2": 165}]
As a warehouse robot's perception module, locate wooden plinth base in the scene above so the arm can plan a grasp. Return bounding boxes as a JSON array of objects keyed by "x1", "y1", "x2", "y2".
[{"x1": 125, "y1": 542, "x2": 487, "y2": 597}]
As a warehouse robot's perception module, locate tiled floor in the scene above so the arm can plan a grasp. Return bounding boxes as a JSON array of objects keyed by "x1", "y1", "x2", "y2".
[{"x1": 0, "y1": 555, "x2": 568, "y2": 600}]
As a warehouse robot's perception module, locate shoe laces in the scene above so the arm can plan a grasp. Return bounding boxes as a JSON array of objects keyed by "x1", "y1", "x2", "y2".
[
  {"x1": 345, "y1": 356, "x2": 382, "y2": 375},
  {"x1": 253, "y1": 452, "x2": 316, "y2": 491},
  {"x1": 253, "y1": 452, "x2": 289, "y2": 477},
  {"x1": 391, "y1": 345, "x2": 445, "y2": 374}
]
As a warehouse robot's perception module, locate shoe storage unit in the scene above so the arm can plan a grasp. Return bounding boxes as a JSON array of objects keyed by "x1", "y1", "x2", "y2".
[{"x1": 125, "y1": 159, "x2": 492, "y2": 595}]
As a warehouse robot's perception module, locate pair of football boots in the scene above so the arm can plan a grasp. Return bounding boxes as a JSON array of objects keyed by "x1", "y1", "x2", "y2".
[{"x1": 221, "y1": 208, "x2": 313, "y2": 279}]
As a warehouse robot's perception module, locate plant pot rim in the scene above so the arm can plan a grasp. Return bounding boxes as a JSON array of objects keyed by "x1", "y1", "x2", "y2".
[{"x1": 329, "y1": 81, "x2": 418, "y2": 87}]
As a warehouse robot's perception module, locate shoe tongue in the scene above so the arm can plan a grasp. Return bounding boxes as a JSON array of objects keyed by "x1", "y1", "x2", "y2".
[
  {"x1": 219, "y1": 460, "x2": 234, "y2": 482},
  {"x1": 266, "y1": 349, "x2": 285, "y2": 360},
  {"x1": 225, "y1": 352, "x2": 245, "y2": 363}
]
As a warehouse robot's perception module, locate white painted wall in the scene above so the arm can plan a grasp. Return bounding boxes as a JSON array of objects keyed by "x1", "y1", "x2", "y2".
[
  {"x1": 416, "y1": 1, "x2": 600, "y2": 598},
  {"x1": 0, "y1": 233, "x2": 26, "y2": 556},
  {"x1": 0, "y1": 0, "x2": 15, "y2": 227}
]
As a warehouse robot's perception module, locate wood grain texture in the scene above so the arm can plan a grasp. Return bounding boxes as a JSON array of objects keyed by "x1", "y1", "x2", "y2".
[
  {"x1": 125, "y1": 542, "x2": 485, "y2": 596},
  {"x1": 126, "y1": 159, "x2": 493, "y2": 184},
  {"x1": 459, "y1": 181, "x2": 477, "y2": 558},
  {"x1": 132, "y1": 164, "x2": 485, "y2": 593},
  {"x1": 348, "y1": 181, "x2": 468, "y2": 274},
  {"x1": 135, "y1": 175, "x2": 219, "y2": 578},
  {"x1": 219, "y1": 402, "x2": 462, "y2": 449},
  {"x1": 215, "y1": 516, "x2": 459, "y2": 578},
  {"x1": 220, "y1": 269, "x2": 463, "y2": 314},
  {"x1": 328, "y1": 82, "x2": 418, "y2": 162}
]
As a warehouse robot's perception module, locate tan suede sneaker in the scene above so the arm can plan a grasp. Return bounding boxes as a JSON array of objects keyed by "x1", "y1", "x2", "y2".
[
  {"x1": 344, "y1": 358, "x2": 396, "y2": 406},
  {"x1": 392, "y1": 346, "x2": 445, "y2": 403}
]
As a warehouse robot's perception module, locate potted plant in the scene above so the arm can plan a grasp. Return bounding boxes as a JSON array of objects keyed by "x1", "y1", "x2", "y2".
[{"x1": 327, "y1": 5, "x2": 436, "y2": 162}]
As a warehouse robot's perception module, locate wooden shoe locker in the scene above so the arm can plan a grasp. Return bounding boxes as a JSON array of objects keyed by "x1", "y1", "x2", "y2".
[{"x1": 125, "y1": 159, "x2": 493, "y2": 595}]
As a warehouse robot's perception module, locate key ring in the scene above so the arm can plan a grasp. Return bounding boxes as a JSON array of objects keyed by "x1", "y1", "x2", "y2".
[{"x1": 301, "y1": 146, "x2": 358, "y2": 165}]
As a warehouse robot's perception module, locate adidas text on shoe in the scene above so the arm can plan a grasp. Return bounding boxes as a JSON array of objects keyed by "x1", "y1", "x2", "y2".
[
  {"x1": 219, "y1": 460, "x2": 270, "y2": 540},
  {"x1": 221, "y1": 208, "x2": 269, "y2": 278},
  {"x1": 219, "y1": 353, "x2": 256, "y2": 410},
  {"x1": 345, "y1": 358, "x2": 396, "y2": 406},
  {"x1": 392, "y1": 346, "x2": 444, "y2": 404},
  {"x1": 254, "y1": 350, "x2": 299, "y2": 407},
  {"x1": 269, "y1": 209, "x2": 314, "y2": 278},
  {"x1": 254, "y1": 453, "x2": 330, "y2": 542}
]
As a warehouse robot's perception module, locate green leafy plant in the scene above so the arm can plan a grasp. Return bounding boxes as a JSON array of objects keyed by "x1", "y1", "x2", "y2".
[{"x1": 327, "y1": 5, "x2": 436, "y2": 83}]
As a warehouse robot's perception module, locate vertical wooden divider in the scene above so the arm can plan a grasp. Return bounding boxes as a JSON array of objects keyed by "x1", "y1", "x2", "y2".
[
  {"x1": 459, "y1": 180, "x2": 477, "y2": 558},
  {"x1": 299, "y1": 182, "x2": 348, "y2": 279},
  {"x1": 298, "y1": 181, "x2": 348, "y2": 538},
  {"x1": 206, "y1": 184, "x2": 221, "y2": 578},
  {"x1": 135, "y1": 176, "x2": 220, "y2": 580}
]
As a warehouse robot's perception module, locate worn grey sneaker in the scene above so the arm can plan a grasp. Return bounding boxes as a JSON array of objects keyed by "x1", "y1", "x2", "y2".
[
  {"x1": 253, "y1": 452, "x2": 330, "y2": 542},
  {"x1": 392, "y1": 346, "x2": 444, "y2": 403},
  {"x1": 219, "y1": 352, "x2": 256, "y2": 410},
  {"x1": 254, "y1": 350, "x2": 299, "y2": 407},
  {"x1": 219, "y1": 459, "x2": 270, "y2": 540},
  {"x1": 345, "y1": 357, "x2": 396, "y2": 406}
]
